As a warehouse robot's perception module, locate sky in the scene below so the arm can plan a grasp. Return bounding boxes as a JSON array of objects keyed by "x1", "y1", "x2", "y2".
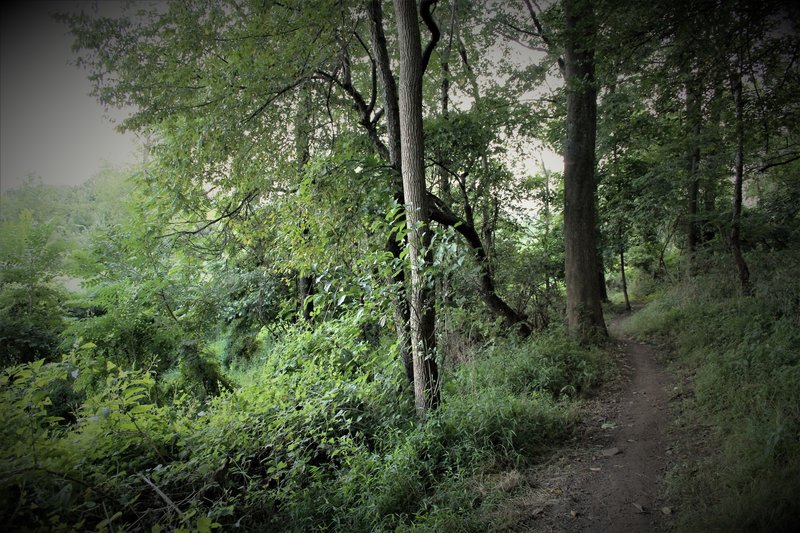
[
  {"x1": 1, "y1": 1, "x2": 137, "y2": 193},
  {"x1": 0, "y1": 1, "x2": 562, "y2": 195}
]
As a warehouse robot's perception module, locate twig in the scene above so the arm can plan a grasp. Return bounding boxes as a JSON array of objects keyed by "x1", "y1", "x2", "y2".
[{"x1": 138, "y1": 473, "x2": 184, "y2": 518}]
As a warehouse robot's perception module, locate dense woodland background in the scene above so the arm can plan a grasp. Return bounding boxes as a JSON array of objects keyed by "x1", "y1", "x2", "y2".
[{"x1": 1, "y1": 0, "x2": 798, "y2": 530}]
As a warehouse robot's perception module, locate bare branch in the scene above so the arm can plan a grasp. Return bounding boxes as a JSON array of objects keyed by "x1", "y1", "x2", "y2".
[
  {"x1": 420, "y1": 0, "x2": 440, "y2": 75},
  {"x1": 161, "y1": 191, "x2": 258, "y2": 238},
  {"x1": 314, "y1": 69, "x2": 390, "y2": 161},
  {"x1": 354, "y1": 31, "x2": 378, "y2": 113},
  {"x1": 242, "y1": 78, "x2": 307, "y2": 124},
  {"x1": 494, "y1": 27, "x2": 550, "y2": 53},
  {"x1": 138, "y1": 474, "x2": 184, "y2": 518},
  {"x1": 758, "y1": 152, "x2": 800, "y2": 172},
  {"x1": 520, "y1": 0, "x2": 565, "y2": 74}
]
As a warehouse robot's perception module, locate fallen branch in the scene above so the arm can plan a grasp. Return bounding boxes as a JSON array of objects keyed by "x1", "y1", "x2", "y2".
[{"x1": 138, "y1": 473, "x2": 183, "y2": 518}]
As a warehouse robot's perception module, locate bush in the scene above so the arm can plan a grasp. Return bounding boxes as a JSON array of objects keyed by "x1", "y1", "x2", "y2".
[{"x1": 0, "y1": 312, "x2": 607, "y2": 531}]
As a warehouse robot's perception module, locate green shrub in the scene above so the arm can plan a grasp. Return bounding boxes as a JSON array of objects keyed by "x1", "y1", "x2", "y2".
[
  {"x1": 0, "y1": 309, "x2": 608, "y2": 531},
  {"x1": 461, "y1": 331, "x2": 608, "y2": 399}
]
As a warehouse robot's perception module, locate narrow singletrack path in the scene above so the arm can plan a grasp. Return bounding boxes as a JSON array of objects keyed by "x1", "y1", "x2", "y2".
[
  {"x1": 562, "y1": 314, "x2": 673, "y2": 532},
  {"x1": 512, "y1": 311, "x2": 674, "y2": 532}
]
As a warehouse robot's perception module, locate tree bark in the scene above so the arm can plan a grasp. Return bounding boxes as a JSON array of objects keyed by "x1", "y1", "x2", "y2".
[
  {"x1": 619, "y1": 227, "x2": 631, "y2": 312},
  {"x1": 701, "y1": 83, "x2": 724, "y2": 244},
  {"x1": 436, "y1": 0, "x2": 456, "y2": 317},
  {"x1": 368, "y1": 0, "x2": 415, "y2": 383},
  {"x1": 295, "y1": 82, "x2": 315, "y2": 322},
  {"x1": 394, "y1": 0, "x2": 440, "y2": 417},
  {"x1": 428, "y1": 194, "x2": 532, "y2": 336},
  {"x1": 729, "y1": 56, "x2": 752, "y2": 294},
  {"x1": 368, "y1": 0, "x2": 402, "y2": 169},
  {"x1": 562, "y1": 0, "x2": 607, "y2": 342},
  {"x1": 686, "y1": 79, "x2": 702, "y2": 261},
  {"x1": 368, "y1": 0, "x2": 526, "y2": 343},
  {"x1": 597, "y1": 249, "x2": 609, "y2": 303}
]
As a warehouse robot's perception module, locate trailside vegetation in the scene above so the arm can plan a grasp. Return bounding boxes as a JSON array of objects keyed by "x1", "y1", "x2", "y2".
[{"x1": 1, "y1": 0, "x2": 798, "y2": 530}]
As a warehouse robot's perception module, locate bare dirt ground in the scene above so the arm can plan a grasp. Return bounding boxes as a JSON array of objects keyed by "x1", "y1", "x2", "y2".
[{"x1": 494, "y1": 311, "x2": 675, "y2": 532}]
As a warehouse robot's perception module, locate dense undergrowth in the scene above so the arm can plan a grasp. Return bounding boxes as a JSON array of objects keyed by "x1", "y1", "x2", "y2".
[
  {"x1": 624, "y1": 250, "x2": 800, "y2": 532},
  {"x1": 0, "y1": 316, "x2": 607, "y2": 532}
]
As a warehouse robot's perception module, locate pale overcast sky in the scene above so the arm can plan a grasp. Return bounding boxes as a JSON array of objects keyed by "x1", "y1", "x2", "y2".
[
  {"x1": 1, "y1": 1, "x2": 563, "y2": 195},
  {"x1": 1, "y1": 1, "x2": 137, "y2": 193}
]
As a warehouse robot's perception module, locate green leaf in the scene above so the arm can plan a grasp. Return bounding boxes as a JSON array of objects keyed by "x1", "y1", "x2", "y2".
[
  {"x1": 97, "y1": 511, "x2": 122, "y2": 529},
  {"x1": 128, "y1": 404, "x2": 153, "y2": 415},
  {"x1": 196, "y1": 516, "x2": 212, "y2": 533}
]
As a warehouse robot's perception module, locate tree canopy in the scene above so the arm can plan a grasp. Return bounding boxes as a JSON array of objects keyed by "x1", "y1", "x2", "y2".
[{"x1": 1, "y1": 0, "x2": 798, "y2": 530}]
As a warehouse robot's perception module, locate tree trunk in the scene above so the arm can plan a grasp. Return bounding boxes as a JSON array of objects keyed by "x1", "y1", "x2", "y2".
[
  {"x1": 701, "y1": 84, "x2": 724, "y2": 244},
  {"x1": 428, "y1": 195, "x2": 532, "y2": 336},
  {"x1": 729, "y1": 57, "x2": 752, "y2": 294},
  {"x1": 597, "y1": 250, "x2": 609, "y2": 303},
  {"x1": 295, "y1": 82, "x2": 315, "y2": 322},
  {"x1": 437, "y1": 0, "x2": 455, "y2": 313},
  {"x1": 368, "y1": 0, "x2": 414, "y2": 383},
  {"x1": 686, "y1": 80, "x2": 702, "y2": 262},
  {"x1": 394, "y1": 0, "x2": 439, "y2": 417},
  {"x1": 369, "y1": 0, "x2": 525, "y2": 343},
  {"x1": 562, "y1": 0, "x2": 607, "y2": 342},
  {"x1": 619, "y1": 227, "x2": 631, "y2": 312}
]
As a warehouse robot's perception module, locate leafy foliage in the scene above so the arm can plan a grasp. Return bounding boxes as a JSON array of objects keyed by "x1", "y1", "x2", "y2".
[
  {"x1": 0, "y1": 306, "x2": 605, "y2": 530},
  {"x1": 0, "y1": 209, "x2": 67, "y2": 366},
  {"x1": 2, "y1": 0, "x2": 799, "y2": 529}
]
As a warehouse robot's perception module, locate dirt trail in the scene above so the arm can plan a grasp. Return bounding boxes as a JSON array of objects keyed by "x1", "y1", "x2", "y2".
[{"x1": 509, "y1": 312, "x2": 673, "y2": 532}]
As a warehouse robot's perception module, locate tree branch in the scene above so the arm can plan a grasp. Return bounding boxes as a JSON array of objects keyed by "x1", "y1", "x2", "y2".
[
  {"x1": 138, "y1": 473, "x2": 184, "y2": 518},
  {"x1": 427, "y1": 192, "x2": 532, "y2": 336},
  {"x1": 758, "y1": 152, "x2": 800, "y2": 172},
  {"x1": 161, "y1": 191, "x2": 258, "y2": 238},
  {"x1": 354, "y1": 31, "x2": 378, "y2": 113},
  {"x1": 313, "y1": 69, "x2": 390, "y2": 161},
  {"x1": 368, "y1": 0, "x2": 401, "y2": 167},
  {"x1": 521, "y1": 0, "x2": 565, "y2": 74},
  {"x1": 242, "y1": 78, "x2": 307, "y2": 124},
  {"x1": 420, "y1": 0, "x2": 440, "y2": 75}
]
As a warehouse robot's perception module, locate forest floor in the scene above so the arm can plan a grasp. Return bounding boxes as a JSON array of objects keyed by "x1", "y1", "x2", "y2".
[{"x1": 490, "y1": 308, "x2": 676, "y2": 532}]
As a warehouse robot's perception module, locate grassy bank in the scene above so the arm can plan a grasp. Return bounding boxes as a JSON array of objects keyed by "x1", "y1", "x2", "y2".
[
  {"x1": 624, "y1": 251, "x2": 800, "y2": 532},
  {"x1": 1, "y1": 322, "x2": 608, "y2": 531}
]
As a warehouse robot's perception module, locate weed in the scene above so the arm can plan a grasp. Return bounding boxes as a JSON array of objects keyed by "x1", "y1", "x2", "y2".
[{"x1": 625, "y1": 249, "x2": 800, "y2": 532}]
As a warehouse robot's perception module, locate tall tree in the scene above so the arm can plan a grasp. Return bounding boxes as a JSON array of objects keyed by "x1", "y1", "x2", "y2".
[
  {"x1": 367, "y1": 0, "x2": 415, "y2": 383},
  {"x1": 295, "y1": 82, "x2": 316, "y2": 321},
  {"x1": 728, "y1": 46, "x2": 751, "y2": 293},
  {"x1": 393, "y1": 0, "x2": 440, "y2": 416},
  {"x1": 562, "y1": 0, "x2": 607, "y2": 342}
]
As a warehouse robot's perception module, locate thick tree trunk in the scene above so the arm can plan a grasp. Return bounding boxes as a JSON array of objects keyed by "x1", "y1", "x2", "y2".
[
  {"x1": 394, "y1": 0, "x2": 439, "y2": 417},
  {"x1": 562, "y1": 0, "x2": 607, "y2": 342},
  {"x1": 686, "y1": 80, "x2": 702, "y2": 261},
  {"x1": 729, "y1": 59, "x2": 751, "y2": 294},
  {"x1": 368, "y1": 0, "x2": 414, "y2": 383}
]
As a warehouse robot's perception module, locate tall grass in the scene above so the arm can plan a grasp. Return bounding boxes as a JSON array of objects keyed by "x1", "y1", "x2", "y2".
[
  {"x1": 625, "y1": 250, "x2": 800, "y2": 532},
  {"x1": 0, "y1": 317, "x2": 608, "y2": 531}
]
